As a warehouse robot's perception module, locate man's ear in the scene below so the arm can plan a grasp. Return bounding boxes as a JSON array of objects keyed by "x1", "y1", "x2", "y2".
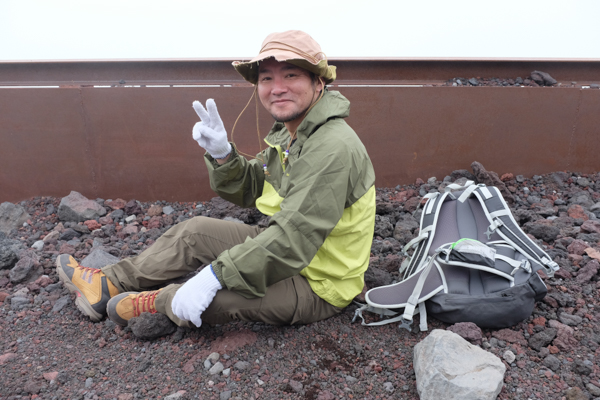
[{"x1": 316, "y1": 77, "x2": 324, "y2": 92}]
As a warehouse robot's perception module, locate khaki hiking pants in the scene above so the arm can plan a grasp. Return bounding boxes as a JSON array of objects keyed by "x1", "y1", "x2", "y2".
[{"x1": 102, "y1": 216, "x2": 341, "y2": 328}]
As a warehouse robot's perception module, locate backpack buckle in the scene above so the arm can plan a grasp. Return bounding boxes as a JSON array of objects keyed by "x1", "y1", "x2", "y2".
[
  {"x1": 398, "y1": 318, "x2": 413, "y2": 332},
  {"x1": 510, "y1": 259, "x2": 532, "y2": 275},
  {"x1": 351, "y1": 307, "x2": 362, "y2": 323},
  {"x1": 485, "y1": 220, "x2": 503, "y2": 240}
]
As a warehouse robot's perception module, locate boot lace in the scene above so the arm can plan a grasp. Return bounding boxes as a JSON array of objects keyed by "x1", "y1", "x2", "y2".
[
  {"x1": 77, "y1": 266, "x2": 101, "y2": 275},
  {"x1": 131, "y1": 290, "x2": 160, "y2": 317}
]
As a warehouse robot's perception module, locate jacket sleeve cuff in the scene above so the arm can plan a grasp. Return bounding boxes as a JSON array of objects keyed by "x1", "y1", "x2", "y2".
[
  {"x1": 205, "y1": 142, "x2": 237, "y2": 168},
  {"x1": 210, "y1": 261, "x2": 226, "y2": 288}
]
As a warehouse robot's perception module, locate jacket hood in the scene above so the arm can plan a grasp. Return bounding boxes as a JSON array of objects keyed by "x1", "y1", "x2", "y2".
[{"x1": 297, "y1": 90, "x2": 349, "y2": 142}]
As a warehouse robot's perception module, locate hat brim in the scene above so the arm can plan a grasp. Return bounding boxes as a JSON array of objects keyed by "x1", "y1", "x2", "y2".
[{"x1": 233, "y1": 51, "x2": 336, "y2": 85}]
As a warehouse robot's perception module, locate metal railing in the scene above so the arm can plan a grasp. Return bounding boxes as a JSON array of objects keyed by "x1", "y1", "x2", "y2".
[{"x1": 1, "y1": 59, "x2": 599, "y2": 202}]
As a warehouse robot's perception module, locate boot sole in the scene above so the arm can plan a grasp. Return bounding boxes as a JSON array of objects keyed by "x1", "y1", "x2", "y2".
[{"x1": 56, "y1": 257, "x2": 104, "y2": 322}]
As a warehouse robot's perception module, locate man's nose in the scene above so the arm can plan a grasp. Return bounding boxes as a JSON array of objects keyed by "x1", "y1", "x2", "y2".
[{"x1": 271, "y1": 77, "x2": 287, "y2": 95}]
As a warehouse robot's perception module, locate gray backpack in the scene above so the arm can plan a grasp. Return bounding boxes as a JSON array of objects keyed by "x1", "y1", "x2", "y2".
[{"x1": 354, "y1": 181, "x2": 560, "y2": 331}]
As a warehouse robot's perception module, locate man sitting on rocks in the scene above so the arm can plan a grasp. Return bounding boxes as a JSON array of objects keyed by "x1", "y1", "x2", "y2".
[{"x1": 56, "y1": 30, "x2": 376, "y2": 329}]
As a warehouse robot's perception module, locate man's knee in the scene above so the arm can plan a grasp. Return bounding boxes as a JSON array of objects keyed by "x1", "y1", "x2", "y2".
[
  {"x1": 173, "y1": 216, "x2": 245, "y2": 235},
  {"x1": 163, "y1": 216, "x2": 212, "y2": 236}
]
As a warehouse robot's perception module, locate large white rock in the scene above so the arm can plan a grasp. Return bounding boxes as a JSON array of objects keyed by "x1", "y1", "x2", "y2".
[{"x1": 414, "y1": 329, "x2": 506, "y2": 400}]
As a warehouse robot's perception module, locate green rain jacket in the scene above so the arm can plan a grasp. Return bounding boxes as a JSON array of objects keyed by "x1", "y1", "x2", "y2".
[{"x1": 205, "y1": 90, "x2": 376, "y2": 308}]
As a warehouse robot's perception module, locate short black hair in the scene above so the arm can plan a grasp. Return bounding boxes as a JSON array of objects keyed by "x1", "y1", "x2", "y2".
[{"x1": 308, "y1": 71, "x2": 321, "y2": 85}]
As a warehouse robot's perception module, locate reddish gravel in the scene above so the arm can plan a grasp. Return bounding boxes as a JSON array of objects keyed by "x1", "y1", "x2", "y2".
[{"x1": 1, "y1": 166, "x2": 600, "y2": 400}]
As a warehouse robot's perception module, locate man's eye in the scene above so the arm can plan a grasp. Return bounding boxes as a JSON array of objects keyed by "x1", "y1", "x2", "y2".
[{"x1": 260, "y1": 76, "x2": 271, "y2": 82}]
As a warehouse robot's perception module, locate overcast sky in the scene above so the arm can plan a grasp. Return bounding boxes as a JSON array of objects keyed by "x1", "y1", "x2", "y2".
[{"x1": 1, "y1": 0, "x2": 599, "y2": 61}]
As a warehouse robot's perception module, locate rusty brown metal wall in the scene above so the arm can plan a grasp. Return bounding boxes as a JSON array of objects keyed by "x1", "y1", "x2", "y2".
[
  {"x1": 1, "y1": 59, "x2": 599, "y2": 203},
  {"x1": 1, "y1": 59, "x2": 599, "y2": 85}
]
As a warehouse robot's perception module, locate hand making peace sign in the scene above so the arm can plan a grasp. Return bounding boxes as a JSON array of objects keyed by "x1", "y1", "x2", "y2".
[{"x1": 192, "y1": 99, "x2": 232, "y2": 159}]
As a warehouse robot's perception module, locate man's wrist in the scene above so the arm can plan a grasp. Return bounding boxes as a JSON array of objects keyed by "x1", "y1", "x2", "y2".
[
  {"x1": 215, "y1": 152, "x2": 231, "y2": 164},
  {"x1": 214, "y1": 144, "x2": 233, "y2": 164}
]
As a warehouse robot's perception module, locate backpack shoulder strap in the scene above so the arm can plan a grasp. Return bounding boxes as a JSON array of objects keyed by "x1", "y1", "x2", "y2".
[
  {"x1": 401, "y1": 191, "x2": 449, "y2": 278},
  {"x1": 471, "y1": 185, "x2": 559, "y2": 277}
]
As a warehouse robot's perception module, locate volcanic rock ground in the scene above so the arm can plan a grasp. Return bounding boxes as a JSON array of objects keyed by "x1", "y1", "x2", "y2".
[{"x1": 1, "y1": 165, "x2": 600, "y2": 400}]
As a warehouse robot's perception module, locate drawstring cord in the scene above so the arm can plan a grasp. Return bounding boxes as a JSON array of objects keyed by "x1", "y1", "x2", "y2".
[
  {"x1": 229, "y1": 85, "x2": 261, "y2": 160},
  {"x1": 228, "y1": 86, "x2": 272, "y2": 175}
]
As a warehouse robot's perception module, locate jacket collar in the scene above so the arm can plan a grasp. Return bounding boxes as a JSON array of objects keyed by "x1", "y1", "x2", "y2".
[{"x1": 265, "y1": 90, "x2": 350, "y2": 147}]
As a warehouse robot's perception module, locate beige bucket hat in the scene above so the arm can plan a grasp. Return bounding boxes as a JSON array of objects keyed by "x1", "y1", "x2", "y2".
[{"x1": 233, "y1": 30, "x2": 337, "y2": 85}]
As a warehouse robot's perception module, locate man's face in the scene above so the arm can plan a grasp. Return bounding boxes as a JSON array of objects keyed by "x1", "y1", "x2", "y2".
[{"x1": 257, "y1": 58, "x2": 323, "y2": 127}]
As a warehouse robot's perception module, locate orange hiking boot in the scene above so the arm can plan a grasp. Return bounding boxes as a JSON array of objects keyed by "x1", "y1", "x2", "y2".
[
  {"x1": 56, "y1": 254, "x2": 120, "y2": 321},
  {"x1": 106, "y1": 290, "x2": 162, "y2": 327}
]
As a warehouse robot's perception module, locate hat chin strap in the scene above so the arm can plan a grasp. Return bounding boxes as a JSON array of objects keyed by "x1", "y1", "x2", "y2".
[
  {"x1": 229, "y1": 85, "x2": 260, "y2": 161},
  {"x1": 302, "y1": 77, "x2": 325, "y2": 117}
]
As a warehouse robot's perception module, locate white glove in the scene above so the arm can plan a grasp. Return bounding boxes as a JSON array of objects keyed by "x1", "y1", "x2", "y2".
[
  {"x1": 171, "y1": 265, "x2": 223, "y2": 328},
  {"x1": 192, "y1": 99, "x2": 232, "y2": 159}
]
